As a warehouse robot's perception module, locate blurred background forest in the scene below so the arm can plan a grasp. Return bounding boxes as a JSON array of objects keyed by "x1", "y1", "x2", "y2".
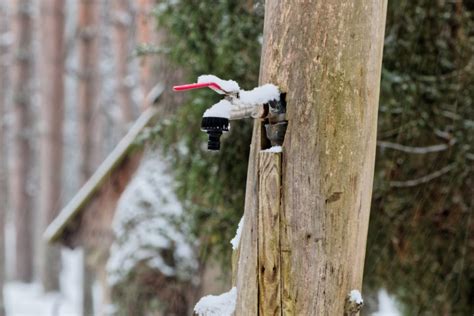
[{"x1": 0, "y1": 0, "x2": 472, "y2": 315}]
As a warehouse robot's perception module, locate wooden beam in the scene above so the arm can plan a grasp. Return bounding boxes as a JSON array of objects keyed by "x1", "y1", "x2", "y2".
[
  {"x1": 44, "y1": 105, "x2": 159, "y2": 243},
  {"x1": 258, "y1": 151, "x2": 281, "y2": 315},
  {"x1": 233, "y1": 120, "x2": 262, "y2": 315}
]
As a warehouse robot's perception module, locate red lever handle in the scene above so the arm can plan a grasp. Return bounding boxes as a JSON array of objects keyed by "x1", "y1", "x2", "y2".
[{"x1": 173, "y1": 82, "x2": 225, "y2": 93}]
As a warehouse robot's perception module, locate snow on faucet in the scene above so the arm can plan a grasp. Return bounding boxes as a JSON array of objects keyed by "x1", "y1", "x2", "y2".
[{"x1": 173, "y1": 74, "x2": 284, "y2": 151}]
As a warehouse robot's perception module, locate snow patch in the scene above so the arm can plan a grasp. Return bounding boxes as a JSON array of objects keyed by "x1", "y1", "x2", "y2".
[
  {"x1": 203, "y1": 99, "x2": 233, "y2": 118},
  {"x1": 5, "y1": 250, "x2": 83, "y2": 316},
  {"x1": 198, "y1": 75, "x2": 240, "y2": 93},
  {"x1": 349, "y1": 289, "x2": 363, "y2": 305},
  {"x1": 372, "y1": 289, "x2": 400, "y2": 316},
  {"x1": 239, "y1": 84, "x2": 280, "y2": 105},
  {"x1": 194, "y1": 287, "x2": 237, "y2": 316},
  {"x1": 230, "y1": 216, "x2": 244, "y2": 250},
  {"x1": 0, "y1": 32, "x2": 14, "y2": 47},
  {"x1": 5, "y1": 283, "x2": 79, "y2": 316},
  {"x1": 262, "y1": 146, "x2": 282, "y2": 153}
]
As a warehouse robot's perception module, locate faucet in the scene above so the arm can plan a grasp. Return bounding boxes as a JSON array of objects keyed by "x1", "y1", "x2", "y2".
[{"x1": 173, "y1": 75, "x2": 287, "y2": 151}]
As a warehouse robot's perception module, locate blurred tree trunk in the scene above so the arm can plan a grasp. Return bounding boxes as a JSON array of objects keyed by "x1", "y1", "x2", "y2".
[
  {"x1": 0, "y1": 2, "x2": 10, "y2": 314},
  {"x1": 113, "y1": 0, "x2": 134, "y2": 126},
  {"x1": 136, "y1": 0, "x2": 153, "y2": 107},
  {"x1": 78, "y1": 0, "x2": 99, "y2": 314},
  {"x1": 38, "y1": 0, "x2": 65, "y2": 292},
  {"x1": 11, "y1": 0, "x2": 34, "y2": 283},
  {"x1": 234, "y1": 1, "x2": 387, "y2": 315},
  {"x1": 78, "y1": 0, "x2": 99, "y2": 181}
]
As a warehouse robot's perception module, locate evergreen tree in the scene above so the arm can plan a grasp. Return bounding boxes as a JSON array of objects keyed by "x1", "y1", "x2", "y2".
[
  {"x1": 365, "y1": 1, "x2": 473, "y2": 315},
  {"x1": 154, "y1": 0, "x2": 473, "y2": 314},
  {"x1": 155, "y1": 0, "x2": 264, "y2": 263}
]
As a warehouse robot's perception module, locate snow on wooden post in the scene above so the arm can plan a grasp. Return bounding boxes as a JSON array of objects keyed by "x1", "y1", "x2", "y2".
[
  {"x1": 344, "y1": 290, "x2": 364, "y2": 316},
  {"x1": 257, "y1": 151, "x2": 281, "y2": 315}
]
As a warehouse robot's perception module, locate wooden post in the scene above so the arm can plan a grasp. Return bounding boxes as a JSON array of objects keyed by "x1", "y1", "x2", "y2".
[
  {"x1": 258, "y1": 152, "x2": 281, "y2": 315},
  {"x1": 234, "y1": 0, "x2": 387, "y2": 315},
  {"x1": 233, "y1": 121, "x2": 261, "y2": 315}
]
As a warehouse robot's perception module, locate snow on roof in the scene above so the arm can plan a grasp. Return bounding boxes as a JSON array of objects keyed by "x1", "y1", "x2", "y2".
[{"x1": 44, "y1": 86, "x2": 164, "y2": 243}]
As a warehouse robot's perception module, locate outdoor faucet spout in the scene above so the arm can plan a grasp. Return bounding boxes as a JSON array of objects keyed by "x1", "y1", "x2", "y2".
[{"x1": 174, "y1": 75, "x2": 284, "y2": 151}]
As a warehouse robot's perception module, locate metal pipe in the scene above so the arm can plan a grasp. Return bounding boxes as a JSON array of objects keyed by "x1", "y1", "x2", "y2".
[{"x1": 229, "y1": 103, "x2": 266, "y2": 120}]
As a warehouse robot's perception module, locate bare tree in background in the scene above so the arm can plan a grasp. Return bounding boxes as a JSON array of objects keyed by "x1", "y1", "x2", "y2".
[
  {"x1": 78, "y1": 0, "x2": 99, "y2": 182},
  {"x1": 38, "y1": 0, "x2": 65, "y2": 292},
  {"x1": 11, "y1": 0, "x2": 35, "y2": 283},
  {"x1": 112, "y1": 0, "x2": 134, "y2": 126},
  {"x1": 78, "y1": 0, "x2": 100, "y2": 314},
  {"x1": 0, "y1": 2, "x2": 11, "y2": 314},
  {"x1": 136, "y1": 0, "x2": 153, "y2": 106}
]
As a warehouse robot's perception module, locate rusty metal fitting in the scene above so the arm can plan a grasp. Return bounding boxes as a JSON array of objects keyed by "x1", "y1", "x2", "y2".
[{"x1": 265, "y1": 121, "x2": 288, "y2": 147}]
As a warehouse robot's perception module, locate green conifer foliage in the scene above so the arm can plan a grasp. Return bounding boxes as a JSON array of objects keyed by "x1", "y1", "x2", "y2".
[
  {"x1": 153, "y1": 1, "x2": 473, "y2": 314},
  {"x1": 364, "y1": 0, "x2": 473, "y2": 315},
  {"x1": 154, "y1": 0, "x2": 264, "y2": 263}
]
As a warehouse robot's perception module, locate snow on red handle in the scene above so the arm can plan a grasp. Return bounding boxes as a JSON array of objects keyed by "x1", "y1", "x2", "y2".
[{"x1": 173, "y1": 82, "x2": 224, "y2": 92}]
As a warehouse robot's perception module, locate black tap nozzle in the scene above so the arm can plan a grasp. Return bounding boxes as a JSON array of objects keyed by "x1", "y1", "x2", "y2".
[{"x1": 201, "y1": 117, "x2": 230, "y2": 151}]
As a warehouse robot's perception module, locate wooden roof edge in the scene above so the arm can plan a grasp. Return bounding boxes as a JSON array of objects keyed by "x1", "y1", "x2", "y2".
[{"x1": 45, "y1": 85, "x2": 164, "y2": 243}]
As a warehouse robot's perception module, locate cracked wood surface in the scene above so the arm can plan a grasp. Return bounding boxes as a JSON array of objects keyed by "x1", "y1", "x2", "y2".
[
  {"x1": 258, "y1": 152, "x2": 281, "y2": 316},
  {"x1": 235, "y1": 0, "x2": 387, "y2": 315}
]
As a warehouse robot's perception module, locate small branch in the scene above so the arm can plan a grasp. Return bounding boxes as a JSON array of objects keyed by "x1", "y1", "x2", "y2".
[
  {"x1": 389, "y1": 163, "x2": 456, "y2": 188},
  {"x1": 377, "y1": 139, "x2": 456, "y2": 154},
  {"x1": 415, "y1": 58, "x2": 474, "y2": 82},
  {"x1": 132, "y1": 44, "x2": 170, "y2": 58},
  {"x1": 433, "y1": 129, "x2": 452, "y2": 141},
  {"x1": 438, "y1": 110, "x2": 474, "y2": 127}
]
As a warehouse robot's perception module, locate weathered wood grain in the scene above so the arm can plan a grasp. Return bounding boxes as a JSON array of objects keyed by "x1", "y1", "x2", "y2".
[
  {"x1": 258, "y1": 152, "x2": 281, "y2": 316},
  {"x1": 233, "y1": 120, "x2": 262, "y2": 315},
  {"x1": 236, "y1": 0, "x2": 388, "y2": 315},
  {"x1": 280, "y1": 171, "x2": 294, "y2": 316}
]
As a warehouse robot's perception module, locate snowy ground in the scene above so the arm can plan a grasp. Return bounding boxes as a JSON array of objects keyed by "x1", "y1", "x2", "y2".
[
  {"x1": 3, "y1": 248, "x2": 400, "y2": 316},
  {"x1": 4, "y1": 249, "x2": 81, "y2": 316},
  {"x1": 4, "y1": 283, "x2": 78, "y2": 316},
  {"x1": 372, "y1": 289, "x2": 400, "y2": 316}
]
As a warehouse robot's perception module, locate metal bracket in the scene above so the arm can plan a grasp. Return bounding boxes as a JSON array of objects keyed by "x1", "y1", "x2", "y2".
[{"x1": 264, "y1": 94, "x2": 287, "y2": 147}]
